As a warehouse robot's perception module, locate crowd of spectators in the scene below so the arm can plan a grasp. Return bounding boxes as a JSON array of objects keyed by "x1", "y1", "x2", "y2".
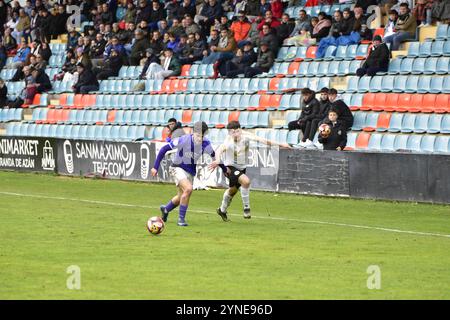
[{"x1": 0, "y1": 0, "x2": 449, "y2": 108}]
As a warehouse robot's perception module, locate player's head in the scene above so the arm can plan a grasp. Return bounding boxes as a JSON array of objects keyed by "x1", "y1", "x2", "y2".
[
  {"x1": 193, "y1": 121, "x2": 208, "y2": 144},
  {"x1": 167, "y1": 118, "x2": 177, "y2": 132},
  {"x1": 227, "y1": 121, "x2": 242, "y2": 141},
  {"x1": 328, "y1": 88, "x2": 338, "y2": 102}
]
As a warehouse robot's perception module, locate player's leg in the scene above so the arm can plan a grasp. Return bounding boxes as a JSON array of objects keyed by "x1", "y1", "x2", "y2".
[
  {"x1": 238, "y1": 174, "x2": 251, "y2": 219},
  {"x1": 160, "y1": 188, "x2": 181, "y2": 222},
  {"x1": 217, "y1": 186, "x2": 238, "y2": 222},
  {"x1": 177, "y1": 178, "x2": 193, "y2": 226}
]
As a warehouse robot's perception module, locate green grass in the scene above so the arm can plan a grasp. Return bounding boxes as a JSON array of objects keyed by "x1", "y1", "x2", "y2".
[{"x1": 0, "y1": 171, "x2": 449, "y2": 300}]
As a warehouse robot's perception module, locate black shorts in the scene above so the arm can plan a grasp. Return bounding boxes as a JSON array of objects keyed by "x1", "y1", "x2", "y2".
[{"x1": 227, "y1": 166, "x2": 247, "y2": 189}]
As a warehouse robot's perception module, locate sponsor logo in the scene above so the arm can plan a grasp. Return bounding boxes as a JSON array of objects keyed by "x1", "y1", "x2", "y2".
[
  {"x1": 41, "y1": 140, "x2": 55, "y2": 171},
  {"x1": 63, "y1": 140, "x2": 74, "y2": 174}
]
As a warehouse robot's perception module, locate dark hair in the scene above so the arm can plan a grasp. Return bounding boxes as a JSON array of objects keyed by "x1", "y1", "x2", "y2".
[
  {"x1": 400, "y1": 3, "x2": 409, "y2": 8},
  {"x1": 194, "y1": 121, "x2": 208, "y2": 135},
  {"x1": 328, "y1": 88, "x2": 338, "y2": 95},
  {"x1": 328, "y1": 108, "x2": 338, "y2": 115},
  {"x1": 301, "y1": 87, "x2": 314, "y2": 95},
  {"x1": 168, "y1": 118, "x2": 177, "y2": 123},
  {"x1": 299, "y1": 9, "x2": 306, "y2": 15},
  {"x1": 389, "y1": 9, "x2": 398, "y2": 15},
  {"x1": 227, "y1": 121, "x2": 241, "y2": 130}
]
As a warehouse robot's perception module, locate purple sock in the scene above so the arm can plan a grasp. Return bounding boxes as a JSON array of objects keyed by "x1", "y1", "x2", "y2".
[
  {"x1": 179, "y1": 205, "x2": 188, "y2": 220},
  {"x1": 165, "y1": 201, "x2": 177, "y2": 212}
]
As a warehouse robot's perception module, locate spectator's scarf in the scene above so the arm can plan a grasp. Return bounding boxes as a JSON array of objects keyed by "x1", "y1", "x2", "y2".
[{"x1": 313, "y1": 18, "x2": 331, "y2": 35}]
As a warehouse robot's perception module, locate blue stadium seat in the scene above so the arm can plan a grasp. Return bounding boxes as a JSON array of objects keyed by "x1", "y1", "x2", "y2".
[
  {"x1": 404, "y1": 75, "x2": 419, "y2": 93},
  {"x1": 346, "y1": 76, "x2": 359, "y2": 93},
  {"x1": 387, "y1": 113, "x2": 404, "y2": 132},
  {"x1": 336, "y1": 60, "x2": 350, "y2": 76},
  {"x1": 322, "y1": 45, "x2": 337, "y2": 60},
  {"x1": 434, "y1": 135, "x2": 450, "y2": 153},
  {"x1": 420, "y1": 135, "x2": 436, "y2": 153},
  {"x1": 399, "y1": 58, "x2": 414, "y2": 74},
  {"x1": 423, "y1": 57, "x2": 438, "y2": 74},
  {"x1": 427, "y1": 114, "x2": 443, "y2": 133},
  {"x1": 316, "y1": 61, "x2": 330, "y2": 77},
  {"x1": 287, "y1": 130, "x2": 300, "y2": 145},
  {"x1": 400, "y1": 114, "x2": 417, "y2": 133},
  {"x1": 351, "y1": 112, "x2": 366, "y2": 131},
  {"x1": 407, "y1": 42, "x2": 420, "y2": 57},
  {"x1": 298, "y1": 61, "x2": 309, "y2": 77},
  {"x1": 393, "y1": 134, "x2": 409, "y2": 151},
  {"x1": 387, "y1": 58, "x2": 402, "y2": 75},
  {"x1": 417, "y1": 76, "x2": 432, "y2": 93},
  {"x1": 435, "y1": 24, "x2": 449, "y2": 40},
  {"x1": 411, "y1": 57, "x2": 426, "y2": 74},
  {"x1": 441, "y1": 115, "x2": 450, "y2": 133},
  {"x1": 334, "y1": 45, "x2": 348, "y2": 60},
  {"x1": 431, "y1": 40, "x2": 445, "y2": 57},
  {"x1": 327, "y1": 60, "x2": 340, "y2": 76},
  {"x1": 406, "y1": 135, "x2": 423, "y2": 152},
  {"x1": 357, "y1": 76, "x2": 371, "y2": 93},
  {"x1": 443, "y1": 40, "x2": 450, "y2": 56},
  {"x1": 381, "y1": 75, "x2": 395, "y2": 92},
  {"x1": 238, "y1": 111, "x2": 249, "y2": 128},
  {"x1": 419, "y1": 41, "x2": 432, "y2": 57},
  {"x1": 345, "y1": 44, "x2": 358, "y2": 60},
  {"x1": 306, "y1": 61, "x2": 320, "y2": 77},
  {"x1": 436, "y1": 57, "x2": 450, "y2": 74},
  {"x1": 367, "y1": 133, "x2": 382, "y2": 151},
  {"x1": 442, "y1": 76, "x2": 450, "y2": 93},
  {"x1": 369, "y1": 76, "x2": 383, "y2": 92}
]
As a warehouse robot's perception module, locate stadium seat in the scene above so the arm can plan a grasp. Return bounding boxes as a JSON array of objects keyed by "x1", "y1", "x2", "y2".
[
  {"x1": 436, "y1": 57, "x2": 450, "y2": 74},
  {"x1": 355, "y1": 132, "x2": 371, "y2": 150},
  {"x1": 419, "y1": 41, "x2": 433, "y2": 57},
  {"x1": 427, "y1": 114, "x2": 443, "y2": 133},
  {"x1": 400, "y1": 113, "x2": 417, "y2": 133},
  {"x1": 406, "y1": 135, "x2": 423, "y2": 152},
  {"x1": 420, "y1": 135, "x2": 436, "y2": 153},
  {"x1": 435, "y1": 24, "x2": 449, "y2": 40},
  {"x1": 367, "y1": 133, "x2": 382, "y2": 151},
  {"x1": 434, "y1": 135, "x2": 450, "y2": 153},
  {"x1": 417, "y1": 76, "x2": 432, "y2": 93},
  {"x1": 399, "y1": 58, "x2": 414, "y2": 74},
  {"x1": 407, "y1": 42, "x2": 420, "y2": 57},
  {"x1": 351, "y1": 112, "x2": 366, "y2": 130},
  {"x1": 386, "y1": 58, "x2": 402, "y2": 75}
]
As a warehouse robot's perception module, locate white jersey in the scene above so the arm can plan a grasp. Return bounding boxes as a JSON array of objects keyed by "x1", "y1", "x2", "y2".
[{"x1": 221, "y1": 132, "x2": 251, "y2": 170}]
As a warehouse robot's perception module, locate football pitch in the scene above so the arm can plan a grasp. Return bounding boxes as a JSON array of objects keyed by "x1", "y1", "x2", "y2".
[{"x1": 0, "y1": 171, "x2": 449, "y2": 300}]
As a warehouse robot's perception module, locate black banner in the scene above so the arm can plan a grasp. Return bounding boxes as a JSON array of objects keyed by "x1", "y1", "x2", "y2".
[
  {"x1": 56, "y1": 139, "x2": 156, "y2": 181},
  {"x1": 0, "y1": 137, "x2": 57, "y2": 172}
]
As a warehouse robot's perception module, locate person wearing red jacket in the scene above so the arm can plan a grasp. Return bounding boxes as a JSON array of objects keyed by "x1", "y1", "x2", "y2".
[
  {"x1": 270, "y1": 0, "x2": 283, "y2": 19},
  {"x1": 230, "y1": 11, "x2": 252, "y2": 43},
  {"x1": 257, "y1": 10, "x2": 281, "y2": 32}
]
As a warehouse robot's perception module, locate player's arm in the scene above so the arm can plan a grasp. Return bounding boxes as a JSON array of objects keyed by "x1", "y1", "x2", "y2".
[
  {"x1": 207, "y1": 144, "x2": 226, "y2": 171},
  {"x1": 151, "y1": 142, "x2": 174, "y2": 176},
  {"x1": 246, "y1": 132, "x2": 292, "y2": 149},
  {"x1": 204, "y1": 143, "x2": 228, "y2": 174}
]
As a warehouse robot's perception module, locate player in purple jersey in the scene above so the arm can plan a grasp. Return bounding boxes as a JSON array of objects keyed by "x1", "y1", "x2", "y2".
[{"x1": 151, "y1": 121, "x2": 228, "y2": 226}]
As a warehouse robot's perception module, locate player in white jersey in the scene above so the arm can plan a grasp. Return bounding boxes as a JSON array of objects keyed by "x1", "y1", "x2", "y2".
[{"x1": 208, "y1": 121, "x2": 290, "y2": 221}]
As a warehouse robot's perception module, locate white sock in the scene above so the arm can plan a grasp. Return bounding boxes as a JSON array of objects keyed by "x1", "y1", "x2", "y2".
[
  {"x1": 240, "y1": 187, "x2": 250, "y2": 211},
  {"x1": 220, "y1": 189, "x2": 233, "y2": 213}
]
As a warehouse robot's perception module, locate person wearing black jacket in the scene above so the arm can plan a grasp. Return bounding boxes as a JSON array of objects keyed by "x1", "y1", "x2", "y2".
[
  {"x1": 138, "y1": 48, "x2": 160, "y2": 79},
  {"x1": 220, "y1": 41, "x2": 257, "y2": 78},
  {"x1": 167, "y1": 117, "x2": 184, "y2": 140},
  {"x1": 276, "y1": 14, "x2": 295, "y2": 44},
  {"x1": 73, "y1": 63, "x2": 99, "y2": 94},
  {"x1": 301, "y1": 87, "x2": 332, "y2": 145},
  {"x1": 0, "y1": 78, "x2": 8, "y2": 108},
  {"x1": 327, "y1": 88, "x2": 354, "y2": 131},
  {"x1": 288, "y1": 88, "x2": 320, "y2": 148},
  {"x1": 356, "y1": 35, "x2": 390, "y2": 76},
  {"x1": 318, "y1": 109, "x2": 347, "y2": 151},
  {"x1": 95, "y1": 49, "x2": 123, "y2": 80}
]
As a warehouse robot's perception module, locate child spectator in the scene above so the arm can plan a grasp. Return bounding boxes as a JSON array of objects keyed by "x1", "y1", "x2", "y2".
[{"x1": 318, "y1": 109, "x2": 348, "y2": 151}]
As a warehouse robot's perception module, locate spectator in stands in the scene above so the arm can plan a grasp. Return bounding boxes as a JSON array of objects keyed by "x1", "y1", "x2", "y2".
[
  {"x1": 103, "y1": 36, "x2": 126, "y2": 62},
  {"x1": 76, "y1": 46, "x2": 93, "y2": 71},
  {"x1": 276, "y1": 13, "x2": 295, "y2": 43},
  {"x1": 149, "y1": 1, "x2": 166, "y2": 31},
  {"x1": 289, "y1": 9, "x2": 312, "y2": 36},
  {"x1": 149, "y1": 30, "x2": 164, "y2": 56},
  {"x1": 54, "y1": 48, "x2": 77, "y2": 81},
  {"x1": 90, "y1": 33, "x2": 107, "y2": 60},
  {"x1": 95, "y1": 49, "x2": 123, "y2": 80},
  {"x1": 310, "y1": 12, "x2": 332, "y2": 43},
  {"x1": 327, "y1": 88, "x2": 354, "y2": 131},
  {"x1": 124, "y1": 1, "x2": 137, "y2": 24},
  {"x1": 169, "y1": 18, "x2": 184, "y2": 38},
  {"x1": 257, "y1": 23, "x2": 279, "y2": 54},
  {"x1": 11, "y1": 39, "x2": 31, "y2": 69},
  {"x1": 230, "y1": 11, "x2": 252, "y2": 44},
  {"x1": 354, "y1": 6, "x2": 372, "y2": 41},
  {"x1": 215, "y1": 41, "x2": 257, "y2": 78},
  {"x1": 51, "y1": 5, "x2": 69, "y2": 40},
  {"x1": 34, "y1": 54, "x2": 47, "y2": 71},
  {"x1": 2, "y1": 28, "x2": 18, "y2": 55},
  {"x1": 67, "y1": 27, "x2": 81, "y2": 50},
  {"x1": 129, "y1": 28, "x2": 150, "y2": 65},
  {"x1": 202, "y1": 27, "x2": 237, "y2": 64},
  {"x1": 243, "y1": 40, "x2": 274, "y2": 77},
  {"x1": 356, "y1": 35, "x2": 390, "y2": 77},
  {"x1": 101, "y1": 2, "x2": 114, "y2": 25},
  {"x1": 73, "y1": 62, "x2": 99, "y2": 94},
  {"x1": 37, "y1": 9, "x2": 51, "y2": 43},
  {"x1": 144, "y1": 47, "x2": 181, "y2": 79},
  {"x1": 288, "y1": 87, "x2": 320, "y2": 148},
  {"x1": 318, "y1": 109, "x2": 347, "y2": 151},
  {"x1": 257, "y1": 10, "x2": 281, "y2": 32},
  {"x1": 383, "y1": 3, "x2": 417, "y2": 50},
  {"x1": 37, "y1": 41, "x2": 52, "y2": 62},
  {"x1": 259, "y1": 0, "x2": 272, "y2": 16},
  {"x1": 178, "y1": 32, "x2": 207, "y2": 64},
  {"x1": 0, "y1": 45, "x2": 6, "y2": 71},
  {"x1": 0, "y1": 0, "x2": 7, "y2": 35},
  {"x1": 285, "y1": 26, "x2": 315, "y2": 47},
  {"x1": 175, "y1": 0, "x2": 196, "y2": 20},
  {"x1": 136, "y1": 0, "x2": 152, "y2": 24},
  {"x1": 173, "y1": 33, "x2": 189, "y2": 57},
  {"x1": 0, "y1": 78, "x2": 8, "y2": 108},
  {"x1": 271, "y1": 0, "x2": 283, "y2": 19},
  {"x1": 355, "y1": 0, "x2": 379, "y2": 13},
  {"x1": 167, "y1": 117, "x2": 185, "y2": 140},
  {"x1": 12, "y1": 9, "x2": 31, "y2": 43},
  {"x1": 195, "y1": 0, "x2": 224, "y2": 35},
  {"x1": 392, "y1": 0, "x2": 414, "y2": 13},
  {"x1": 384, "y1": 9, "x2": 399, "y2": 38},
  {"x1": 166, "y1": 32, "x2": 180, "y2": 52},
  {"x1": 413, "y1": 0, "x2": 434, "y2": 27},
  {"x1": 25, "y1": 67, "x2": 51, "y2": 103},
  {"x1": 184, "y1": 15, "x2": 201, "y2": 36},
  {"x1": 245, "y1": 0, "x2": 261, "y2": 17},
  {"x1": 432, "y1": 0, "x2": 450, "y2": 24}
]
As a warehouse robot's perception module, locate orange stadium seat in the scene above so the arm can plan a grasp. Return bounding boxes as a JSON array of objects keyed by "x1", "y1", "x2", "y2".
[{"x1": 355, "y1": 132, "x2": 371, "y2": 149}]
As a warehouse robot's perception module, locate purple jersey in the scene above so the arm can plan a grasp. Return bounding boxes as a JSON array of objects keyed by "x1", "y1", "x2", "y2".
[{"x1": 154, "y1": 134, "x2": 215, "y2": 176}]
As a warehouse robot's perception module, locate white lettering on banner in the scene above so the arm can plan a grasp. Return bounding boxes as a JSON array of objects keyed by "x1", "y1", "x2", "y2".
[
  {"x1": 0, "y1": 139, "x2": 39, "y2": 156},
  {"x1": 247, "y1": 148, "x2": 276, "y2": 168},
  {"x1": 41, "y1": 141, "x2": 55, "y2": 171},
  {"x1": 74, "y1": 142, "x2": 136, "y2": 177},
  {"x1": 0, "y1": 157, "x2": 16, "y2": 167}
]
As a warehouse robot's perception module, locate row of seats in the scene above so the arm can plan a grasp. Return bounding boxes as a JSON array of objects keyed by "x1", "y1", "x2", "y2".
[
  {"x1": 6, "y1": 123, "x2": 148, "y2": 141},
  {"x1": 346, "y1": 75, "x2": 450, "y2": 94},
  {"x1": 384, "y1": 56, "x2": 450, "y2": 75},
  {"x1": 5, "y1": 81, "x2": 25, "y2": 99},
  {"x1": 30, "y1": 107, "x2": 271, "y2": 128},
  {"x1": 49, "y1": 43, "x2": 67, "y2": 54},
  {"x1": 406, "y1": 39, "x2": 450, "y2": 58},
  {"x1": 346, "y1": 132, "x2": 450, "y2": 153},
  {"x1": 435, "y1": 24, "x2": 450, "y2": 40},
  {"x1": 276, "y1": 43, "x2": 368, "y2": 62},
  {"x1": 57, "y1": 92, "x2": 302, "y2": 111},
  {"x1": 352, "y1": 112, "x2": 450, "y2": 134},
  {"x1": 0, "y1": 108, "x2": 22, "y2": 122},
  {"x1": 354, "y1": 93, "x2": 450, "y2": 113},
  {"x1": 270, "y1": 60, "x2": 362, "y2": 77},
  {"x1": 284, "y1": 3, "x2": 354, "y2": 19}
]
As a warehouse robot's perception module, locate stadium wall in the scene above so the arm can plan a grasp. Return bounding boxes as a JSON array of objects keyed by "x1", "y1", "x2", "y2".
[{"x1": 1, "y1": 137, "x2": 449, "y2": 204}]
